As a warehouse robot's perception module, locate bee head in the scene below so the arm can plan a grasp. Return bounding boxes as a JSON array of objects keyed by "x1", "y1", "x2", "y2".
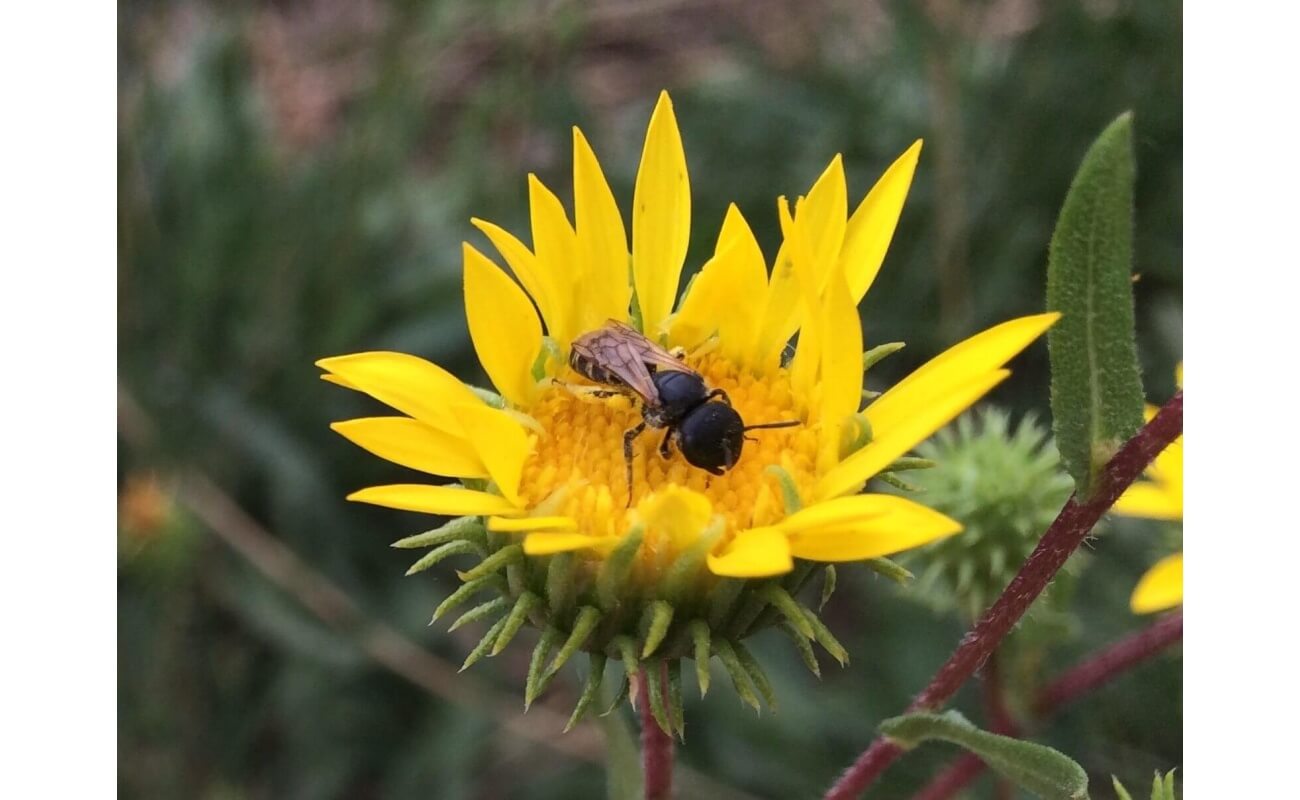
[{"x1": 677, "y1": 402, "x2": 746, "y2": 475}]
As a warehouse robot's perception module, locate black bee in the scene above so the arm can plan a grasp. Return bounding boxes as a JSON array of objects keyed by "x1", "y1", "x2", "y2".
[{"x1": 567, "y1": 320, "x2": 799, "y2": 501}]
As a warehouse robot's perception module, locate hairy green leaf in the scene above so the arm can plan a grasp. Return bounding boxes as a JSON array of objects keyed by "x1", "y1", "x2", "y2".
[
  {"x1": 1046, "y1": 112, "x2": 1145, "y2": 497},
  {"x1": 881, "y1": 711, "x2": 1088, "y2": 800}
]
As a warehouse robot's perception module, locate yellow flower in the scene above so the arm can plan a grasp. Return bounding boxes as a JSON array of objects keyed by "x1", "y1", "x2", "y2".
[
  {"x1": 320, "y1": 91, "x2": 1056, "y2": 723},
  {"x1": 1113, "y1": 365, "x2": 1183, "y2": 614}
]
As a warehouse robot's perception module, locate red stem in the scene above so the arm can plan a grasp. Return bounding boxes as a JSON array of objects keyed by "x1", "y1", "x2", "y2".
[
  {"x1": 1035, "y1": 609, "x2": 1183, "y2": 716},
  {"x1": 979, "y1": 655, "x2": 1014, "y2": 800},
  {"x1": 911, "y1": 608, "x2": 1183, "y2": 799},
  {"x1": 639, "y1": 666, "x2": 673, "y2": 800},
  {"x1": 911, "y1": 754, "x2": 985, "y2": 800},
  {"x1": 823, "y1": 392, "x2": 1183, "y2": 800}
]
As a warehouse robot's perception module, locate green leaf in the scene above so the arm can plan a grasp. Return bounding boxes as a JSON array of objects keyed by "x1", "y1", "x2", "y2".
[
  {"x1": 880, "y1": 710, "x2": 1089, "y2": 800},
  {"x1": 1046, "y1": 111, "x2": 1145, "y2": 497},
  {"x1": 597, "y1": 683, "x2": 642, "y2": 800},
  {"x1": 1112, "y1": 776, "x2": 1134, "y2": 800}
]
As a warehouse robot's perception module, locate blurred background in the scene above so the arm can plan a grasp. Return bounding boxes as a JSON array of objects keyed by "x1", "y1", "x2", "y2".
[{"x1": 118, "y1": 0, "x2": 1182, "y2": 797}]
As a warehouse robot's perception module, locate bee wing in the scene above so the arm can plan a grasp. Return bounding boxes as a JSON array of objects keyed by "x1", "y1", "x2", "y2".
[
  {"x1": 603, "y1": 320, "x2": 701, "y2": 377},
  {"x1": 574, "y1": 325, "x2": 663, "y2": 404}
]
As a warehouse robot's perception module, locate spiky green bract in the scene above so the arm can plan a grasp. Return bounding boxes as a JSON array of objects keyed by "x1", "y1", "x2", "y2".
[
  {"x1": 899, "y1": 407, "x2": 1076, "y2": 622},
  {"x1": 403, "y1": 511, "x2": 849, "y2": 728},
  {"x1": 1111, "y1": 769, "x2": 1179, "y2": 800}
]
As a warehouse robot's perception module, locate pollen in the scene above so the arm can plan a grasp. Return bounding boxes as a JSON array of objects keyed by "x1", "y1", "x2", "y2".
[{"x1": 517, "y1": 352, "x2": 820, "y2": 549}]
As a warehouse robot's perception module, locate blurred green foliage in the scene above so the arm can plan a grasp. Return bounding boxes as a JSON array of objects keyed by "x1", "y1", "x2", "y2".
[{"x1": 119, "y1": 1, "x2": 1181, "y2": 797}]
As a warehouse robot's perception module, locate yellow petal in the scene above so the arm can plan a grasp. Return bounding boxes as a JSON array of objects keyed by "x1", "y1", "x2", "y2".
[
  {"x1": 523, "y1": 532, "x2": 612, "y2": 556},
  {"x1": 841, "y1": 140, "x2": 922, "y2": 302},
  {"x1": 867, "y1": 313, "x2": 1060, "y2": 435},
  {"x1": 751, "y1": 241, "x2": 802, "y2": 372},
  {"x1": 818, "y1": 272, "x2": 863, "y2": 462},
  {"x1": 1175, "y1": 362, "x2": 1183, "y2": 389},
  {"x1": 528, "y1": 174, "x2": 580, "y2": 348},
  {"x1": 321, "y1": 373, "x2": 357, "y2": 390},
  {"x1": 347, "y1": 484, "x2": 523, "y2": 516},
  {"x1": 778, "y1": 493, "x2": 896, "y2": 533},
  {"x1": 668, "y1": 206, "x2": 767, "y2": 354},
  {"x1": 634, "y1": 485, "x2": 714, "y2": 553},
  {"x1": 632, "y1": 91, "x2": 691, "y2": 335},
  {"x1": 452, "y1": 402, "x2": 531, "y2": 507},
  {"x1": 817, "y1": 369, "x2": 1011, "y2": 500},
  {"x1": 470, "y1": 218, "x2": 554, "y2": 334},
  {"x1": 315, "y1": 351, "x2": 481, "y2": 433},
  {"x1": 707, "y1": 527, "x2": 793, "y2": 578},
  {"x1": 573, "y1": 127, "x2": 631, "y2": 329},
  {"x1": 331, "y1": 417, "x2": 486, "y2": 479},
  {"x1": 1131, "y1": 553, "x2": 1183, "y2": 614},
  {"x1": 1112, "y1": 481, "x2": 1182, "y2": 521},
  {"x1": 788, "y1": 495, "x2": 961, "y2": 562},
  {"x1": 779, "y1": 198, "x2": 820, "y2": 402},
  {"x1": 800, "y1": 154, "x2": 848, "y2": 295},
  {"x1": 488, "y1": 516, "x2": 578, "y2": 533},
  {"x1": 463, "y1": 242, "x2": 542, "y2": 406},
  {"x1": 1147, "y1": 437, "x2": 1183, "y2": 504},
  {"x1": 711, "y1": 205, "x2": 769, "y2": 362}
]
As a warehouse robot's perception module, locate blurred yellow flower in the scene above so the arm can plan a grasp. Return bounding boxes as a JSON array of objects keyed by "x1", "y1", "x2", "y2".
[{"x1": 1113, "y1": 365, "x2": 1183, "y2": 613}]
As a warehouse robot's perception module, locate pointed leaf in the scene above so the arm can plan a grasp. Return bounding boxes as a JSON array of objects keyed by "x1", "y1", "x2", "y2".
[
  {"x1": 881, "y1": 711, "x2": 1089, "y2": 800},
  {"x1": 1046, "y1": 112, "x2": 1145, "y2": 496}
]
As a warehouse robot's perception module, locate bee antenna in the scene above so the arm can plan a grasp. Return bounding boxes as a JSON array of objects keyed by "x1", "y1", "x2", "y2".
[{"x1": 743, "y1": 420, "x2": 801, "y2": 432}]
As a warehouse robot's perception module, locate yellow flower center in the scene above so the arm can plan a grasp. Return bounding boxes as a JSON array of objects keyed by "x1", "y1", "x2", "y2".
[{"x1": 518, "y1": 353, "x2": 821, "y2": 543}]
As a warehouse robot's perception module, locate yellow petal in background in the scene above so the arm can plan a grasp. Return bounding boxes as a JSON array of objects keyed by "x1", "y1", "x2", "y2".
[
  {"x1": 1130, "y1": 552, "x2": 1183, "y2": 614},
  {"x1": 452, "y1": 402, "x2": 532, "y2": 507},
  {"x1": 867, "y1": 313, "x2": 1059, "y2": 435},
  {"x1": 331, "y1": 417, "x2": 486, "y2": 479},
  {"x1": 817, "y1": 369, "x2": 1011, "y2": 500},
  {"x1": 463, "y1": 242, "x2": 542, "y2": 407},
  {"x1": 707, "y1": 527, "x2": 793, "y2": 578},
  {"x1": 788, "y1": 496, "x2": 961, "y2": 561},
  {"x1": 316, "y1": 351, "x2": 482, "y2": 433},
  {"x1": 528, "y1": 174, "x2": 581, "y2": 348},
  {"x1": 347, "y1": 484, "x2": 523, "y2": 516},
  {"x1": 573, "y1": 127, "x2": 631, "y2": 328},
  {"x1": 841, "y1": 140, "x2": 922, "y2": 302},
  {"x1": 1112, "y1": 481, "x2": 1182, "y2": 521},
  {"x1": 633, "y1": 91, "x2": 691, "y2": 335}
]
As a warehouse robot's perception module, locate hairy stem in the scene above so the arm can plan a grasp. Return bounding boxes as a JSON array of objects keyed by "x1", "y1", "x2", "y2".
[
  {"x1": 639, "y1": 665, "x2": 674, "y2": 800},
  {"x1": 912, "y1": 609, "x2": 1182, "y2": 799},
  {"x1": 823, "y1": 392, "x2": 1182, "y2": 800}
]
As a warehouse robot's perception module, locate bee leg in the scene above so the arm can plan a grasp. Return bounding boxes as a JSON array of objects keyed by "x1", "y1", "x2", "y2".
[
  {"x1": 658, "y1": 428, "x2": 675, "y2": 460},
  {"x1": 704, "y1": 388, "x2": 732, "y2": 405},
  {"x1": 623, "y1": 421, "x2": 647, "y2": 507}
]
